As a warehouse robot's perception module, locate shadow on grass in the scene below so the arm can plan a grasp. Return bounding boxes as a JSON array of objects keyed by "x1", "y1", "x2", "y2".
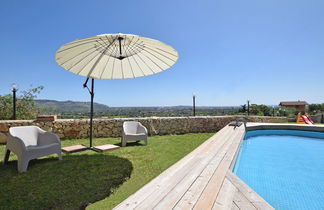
[
  {"x1": 0, "y1": 154, "x2": 133, "y2": 210},
  {"x1": 115, "y1": 141, "x2": 146, "y2": 147}
]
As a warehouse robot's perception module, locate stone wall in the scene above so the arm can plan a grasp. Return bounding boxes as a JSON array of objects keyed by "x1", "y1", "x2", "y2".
[{"x1": 0, "y1": 116, "x2": 287, "y2": 142}]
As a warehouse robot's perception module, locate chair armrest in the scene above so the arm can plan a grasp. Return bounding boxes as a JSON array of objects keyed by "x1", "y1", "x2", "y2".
[
  {"x1": 38, "y1": 132, "x2": 61, "y2": 146},
  {"x1": 122, "y1": 129, "x2": 129, "y2": 136},
  {"x1": 6, "y1": 135, "x2": 27, "y2": 155},
  {"x1": 137, "y1": 124, "x2": 148, "y2": 134}
]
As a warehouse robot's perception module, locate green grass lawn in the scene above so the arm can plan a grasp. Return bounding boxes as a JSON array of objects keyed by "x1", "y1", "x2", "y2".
[{"x1": 0, "y1": 133, "x2": 213, "y2": 210}]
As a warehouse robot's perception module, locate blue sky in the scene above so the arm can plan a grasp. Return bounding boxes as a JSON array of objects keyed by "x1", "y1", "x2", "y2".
[{"x1": 0, "y1": 0, "x2": 323, "y2": 106}]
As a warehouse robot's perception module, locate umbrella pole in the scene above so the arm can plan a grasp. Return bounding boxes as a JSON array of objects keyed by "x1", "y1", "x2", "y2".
[
  {"x1": 90, "y1": 78, "x2": 94, "y2": 147},
  {"x1": 82, "y1": 78, "x2": 101, "y2": 152}
]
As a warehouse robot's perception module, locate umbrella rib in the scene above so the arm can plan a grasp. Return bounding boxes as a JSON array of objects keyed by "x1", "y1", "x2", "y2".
[
  {"x1": 141, "y1": 48, "x2": 172, "y2": 68},
  {"x1": 126, "y1": 37, "x2": 143, "y2": 55},
  {"x1": 57, "y1": 39, "x2": 98, "y2": 53},
  {"x1": 121, "y1": 59, "x2": 124, "y2": 79},
  {"x1": 134, "y1": 53, "x2": 157, "y2": 74},
  {"x1": 127, "y1": 41, "x2": 171, "y2": 70},
  {"x1": 123, "y1": 36, "x2": 136, "y2": 57},
  {"x1": 74, "y1": 50, "x2": 103, "y2": 74},
  {"x1": 107, "y1": 36, "x2": 120, "y2": 58},
  {"x1": 143, "y1": 45, "x2": 178, "y2": 62},
  {"x1": 100, "y1": 36, "x2": 116, "y2": 78},
  {"x1": 123, "y1": 36, "x2": 139, "y2": 56},
  {"x1": 102, "y1": 36, "x2": 116, "y2": 57},
  {"x1": 85, "y1": 38, "x2": 118, "y2": 78},
  {"x1": 132, "y1": 44, "x2": 175, "y2": 67},
  {"x1": 100, "y1": 36, "x2": 110, "y2": 45},
  {"x1": 132, "y1": 55, "x2": 147, "y2": 76},
  {"x1": 58, "y1": 38, "x2": 107, "y2": 63},
  {"x1": 126, "y1": 56, "x2": 136, "y2": 78},
  {"x1": 143, "y1": 49, "x2": 176, "y2": 67},
  {"x1": 63, "y1": 36, "x2": 99, "y2": 46},
  {"x1": 143, "y1": 42, "x2": 178, "y2": 57},
  {"x1": 121, "y1": 34, "x2": 127, "y2": 58},
  {"x1": 99, "y1": 55, "x2": 111, "y2": 79},
  {"x1": 123, "y1": 39, "x2": 177, "y2": 66},
  {"x1": 100, "y1": 36, "x2": 111, "y2": 78},
  {"x1": 58, "y1": 47, "x2": 97, "y2": 66},
  {"x1": 110, "y1": 57, "x2": 116, "y2": 79},
  {"x1": 105, "y1": 35, "x2": 119, "y2": 58},
  {"x1": 109, "y1": 36, "x2": 119, "y2": 78},
  {"x1": 96, "y1": 38, "x2": 109, "y2": 49},
  {"x1": 138, "y1": 50, "x2": 164, "y2": 71},
  {"x1": 63, "y1": 45, "x2": 102, "y2": 71}
]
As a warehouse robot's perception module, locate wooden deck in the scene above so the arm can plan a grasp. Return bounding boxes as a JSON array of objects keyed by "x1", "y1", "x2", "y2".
[{"x1": 114, "y1": 125, "x2": 274, "y2": 210}]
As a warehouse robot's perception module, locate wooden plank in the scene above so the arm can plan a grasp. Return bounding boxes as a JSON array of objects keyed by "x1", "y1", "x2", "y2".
[
  {"x1": 229, "y1": 129, "x2": 244, "y2": 170},
  {"x1": 173, "y1": 128, "x2": 243, "y2": 210},
  {"x1": 113, "y1": 126, "x2": 232, "y2": 210},
  {"x1": 134, "y1": 127, "x2": 236, "y2": 210},
  {"x1": 153, "y1": 128, "x2": 237, "y2": 210},
  {"x1": 93, "y1": 144, "x2": 119, "y2": 152},
  {"x1": 212, "y1": 178, "x2": 238, "y2": 210},
  {"x1": 61, "y1": 144, "x2": 87, "y2": 153},
  {"x1": 231, "y1": 202, "x2": 240, "y2": 210},
  {"x1": 226, "y1": 172, "x2": 274, "y2": 210},
  {"x1": 193, "y1": 127, "x2": 245, "y2": 210},
  {"x1": 233, "y1": 191, "x2": 257, "y2": 210}
]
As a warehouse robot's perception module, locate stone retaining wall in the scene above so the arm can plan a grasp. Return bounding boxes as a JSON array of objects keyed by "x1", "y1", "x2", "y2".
[{"x1": 0, "y1": 116, "x2": 287, "y2": 142}]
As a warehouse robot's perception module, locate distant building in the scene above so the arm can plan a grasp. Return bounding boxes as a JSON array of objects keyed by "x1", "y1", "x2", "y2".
[{"x1": 279, "y1": 101, "x2": 308, "y2": 111}]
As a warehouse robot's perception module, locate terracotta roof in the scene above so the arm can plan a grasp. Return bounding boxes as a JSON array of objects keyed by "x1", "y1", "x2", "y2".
[{"x1": 279, "y1": 101, "x2": 308, "y2": 106}]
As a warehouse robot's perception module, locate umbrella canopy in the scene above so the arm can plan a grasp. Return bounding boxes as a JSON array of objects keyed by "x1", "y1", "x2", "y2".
[
  {"x1": 55, "y1": 33, "x2": 178, "y2": 79},
  {"x1": 55, "y1": 33, "x2": 178, "y2": 151}
]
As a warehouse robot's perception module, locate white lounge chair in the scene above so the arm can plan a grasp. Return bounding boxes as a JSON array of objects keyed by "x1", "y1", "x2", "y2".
[
  {"x1": 3, "y1": 126, "x2": 62, "y2": 173},
  {"x1": 122, "y1": 121, "x2": 148, "y2": 147}
]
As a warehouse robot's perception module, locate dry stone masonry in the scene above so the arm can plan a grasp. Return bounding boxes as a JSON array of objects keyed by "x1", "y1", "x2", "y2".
[{"x1": 0, "y1": 116, "x2": 287, "y2": 142}]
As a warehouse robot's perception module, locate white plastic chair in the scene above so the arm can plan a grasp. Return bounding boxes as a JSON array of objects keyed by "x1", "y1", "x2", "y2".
[
  {"x1": 122, "y1": 121, "x2": 148, "y2": 147},
  {"x1": 3, "y1": 126, "x2": 62, "y2": 173}
]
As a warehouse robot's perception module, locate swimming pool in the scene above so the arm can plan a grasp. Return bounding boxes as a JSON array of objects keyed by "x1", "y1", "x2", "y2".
[{"x1": 233, "y1": 129, "x2": 324, "y2": 210}]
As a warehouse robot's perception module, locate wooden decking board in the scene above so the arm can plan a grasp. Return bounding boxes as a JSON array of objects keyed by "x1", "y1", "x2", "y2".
[
  {"x1": 135, "y1": 127, "x2": 236, "y2": 209},
  {"x1": 233, "y1": 191, "x2": 257, "y2": 210},
  {"x1": 114, "y1": 126, "x2": 233, "y2": 210},
  {"x1": 155, "y1": 127, "x2": 238, "y2": 210},
  {"x1": 113, "y1": 123, "x2": 275, "y2": 210},
  {"x1": 173, "y1": 128, "x2": 243, "y2": 210},
  {"x1": 212, "y1": 178, "x2": 238, "y2": 210},
  {"x1": 226, "y1": 172, "x2": 274, "y2": 210},
  {"x1": 172, "y1": 139, "x2": 234, "y2": 210},
  {"x1": 231, "y1": 202, "x2": 240, "y2": 210},
  {"x1": 193, "y1": 128, "x2": 244, "y2": 210}
]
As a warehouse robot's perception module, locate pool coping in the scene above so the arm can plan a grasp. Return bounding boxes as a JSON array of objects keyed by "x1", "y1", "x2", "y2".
[{"x1": 247, "y1": 122, "x2": 324, "y2": 132}]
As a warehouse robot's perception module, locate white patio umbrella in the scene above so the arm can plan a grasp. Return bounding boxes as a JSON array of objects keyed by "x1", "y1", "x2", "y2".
[{"x1": 55, "y1": 33, "x2": 178, "y2": 151}]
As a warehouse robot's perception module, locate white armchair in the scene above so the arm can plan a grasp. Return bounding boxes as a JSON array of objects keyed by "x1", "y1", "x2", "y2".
[
  {"x1": 3, "y1": 126, "x2": 62, "y2": 173},
  {"x1": 122, "y1": 121, "x2": 148, "y2": 147}
]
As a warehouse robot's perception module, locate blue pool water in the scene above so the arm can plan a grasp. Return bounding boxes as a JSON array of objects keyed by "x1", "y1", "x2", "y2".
[{"x1": 233, "y1": 130, "x2": 324, "y2": 210}]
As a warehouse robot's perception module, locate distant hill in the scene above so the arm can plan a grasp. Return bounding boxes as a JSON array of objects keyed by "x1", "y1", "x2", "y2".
[
  {"x1": 35, "y1": 99, "x2": 109, "y2": 113},
  {"x1": 34, "y1": 99, "x2": 241, "y2": 117}
]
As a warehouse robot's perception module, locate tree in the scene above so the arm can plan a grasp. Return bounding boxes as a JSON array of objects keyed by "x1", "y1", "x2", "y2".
[
  {"x1": 309, "y1": 103, "x2": 324, "y2": 114},
  {"x1": 249, "y1": 104, "x2": 271, "y2": 116},
  {"x1": 0, "y1": 86, "x2": 44, "y2": 120},
  {"x1": 239, "y1": 104, "x2": 247, "y2": 113}
]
